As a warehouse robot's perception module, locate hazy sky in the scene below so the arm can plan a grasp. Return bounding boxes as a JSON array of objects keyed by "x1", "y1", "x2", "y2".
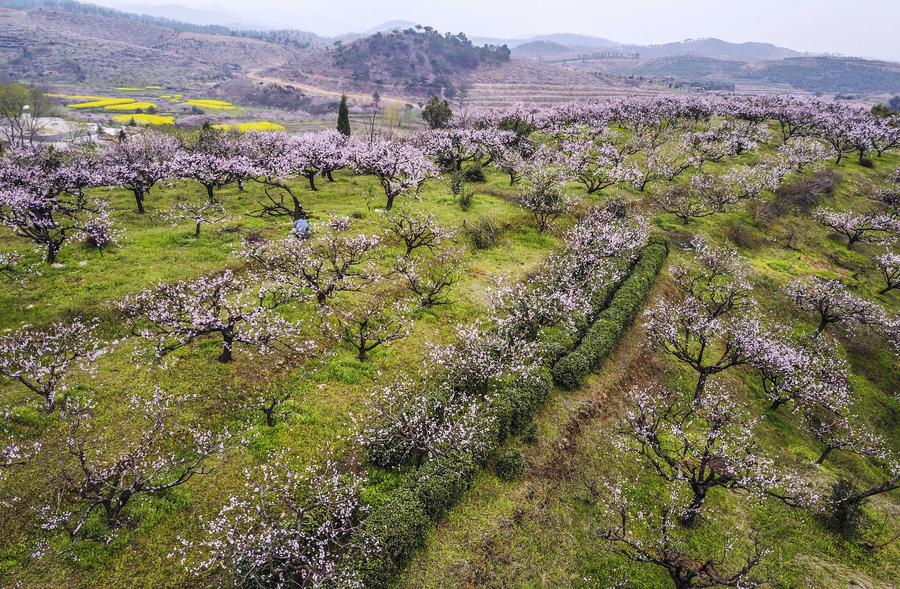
[{"x1": 96, "y1": 0, "x2": 900, "y2": 61}]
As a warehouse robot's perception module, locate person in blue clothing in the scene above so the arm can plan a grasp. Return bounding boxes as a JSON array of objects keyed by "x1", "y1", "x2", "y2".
[{"x1": 291, "y1": 218, "x2": 311, "y2": 239}]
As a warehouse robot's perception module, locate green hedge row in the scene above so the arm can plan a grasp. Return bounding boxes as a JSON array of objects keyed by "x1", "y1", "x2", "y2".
[
  {"x1": 552, "y1": 241, "x2": 668, "y2": 390},
  {"x1": 351, "y1": 241, "x2": 668, "y2": 587},
  {"x1": 354, "y1": 370, "x2": 551, "y2": 587}
]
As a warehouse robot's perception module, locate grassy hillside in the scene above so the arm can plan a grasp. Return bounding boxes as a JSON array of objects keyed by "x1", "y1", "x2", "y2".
[
  {"x1": 0, "y1": 165, "x2": 562, "y2": 587},
  {"x1": 399, "y1": 151, "x2": 900, "y2": 588},
  {"x1": 0, "y1": 109, "x2": 897, "y2": 588},
  {"x1": 331, "y1": 27, "x2": 510, "y2": 97}
]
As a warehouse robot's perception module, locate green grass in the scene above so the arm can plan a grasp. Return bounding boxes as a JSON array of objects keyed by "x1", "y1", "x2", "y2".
[
  {"x1": 1, "y1": 148, "x2": 898, "y2": 588},
  {"x1": 397, "y1": 153, "x2": 900, "y2": 589},
  {"x1": 0, "y1": 169, "x2": 557, "y2": 587}
]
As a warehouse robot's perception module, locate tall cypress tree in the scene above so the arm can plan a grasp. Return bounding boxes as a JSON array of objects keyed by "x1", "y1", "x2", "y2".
[{"x1": 337, "y1": 94, "x2": 351, "y2": 136}]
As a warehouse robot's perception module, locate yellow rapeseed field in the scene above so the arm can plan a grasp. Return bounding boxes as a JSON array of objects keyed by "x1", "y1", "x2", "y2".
[
  {"x1": 112, "y1": 114, "x2": 175, "y2": 125},
  {"x1": 68, "y1": 98, "x2": 136, "y2": 109},
  {"x1": 104, "y1": 102, "x2": 158, "y2": 111},
  {"x1": 212, "y1": 121, "x2": 285, "y2": 132},
  {"x1": 186, "y1": 99, "x2": 237, "y2": 110}
]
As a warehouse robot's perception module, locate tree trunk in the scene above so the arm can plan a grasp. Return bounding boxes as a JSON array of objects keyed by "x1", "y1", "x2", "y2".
[
  {"x1": 679, "y1": 488, "x2": 707, "y2": 527},
  {"x1": 42, "y1": 391, "x2": 56, "y2": 412},
  {"x1": 133, "y1": 188, "x2": 145, "y2": 214},
  {"x1": 195, "y1": 222, "x2": 202, "y2": 238},
  {"x1": 205, "y1": 183, "x2": 215, "y2": 202},
  {"x1": 108, "y1": 491, "x2": 131, "y2": 525},
  {"x1": 326, "y1": 170, "x2": 335, "y2": 182},
  {"x1": 693, "y1": 371, "x2": 709, "y2": 403},
  {"x1": 840, "y1": 478, "x2": 900, "y2": 507},
  {"x1": 306, "y1": 173, "x2": 317, "y2": 191},
  {"x1": 45, "y1": 241, "x2": 60, "y2": 264},
  {"x1": 812, "y1": 317, "x2": 829, "y2": 340},
  {"x1": 385, "y1": 193, "x2": 396, "y2": 210},
  {"x1": 287, "y1": 189, "x2": 308, "y2": 221},
  {"x1": 218, "y1": 331, "x2": 234, "y2": 363},
  {"x1": 816, "y1": 445, "x2": 835, "y2": 465}
]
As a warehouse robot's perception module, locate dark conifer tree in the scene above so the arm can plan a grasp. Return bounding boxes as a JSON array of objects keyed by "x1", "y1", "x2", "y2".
[{"x1": 337, "y1": 94, "x2": 351, "y2": 136}]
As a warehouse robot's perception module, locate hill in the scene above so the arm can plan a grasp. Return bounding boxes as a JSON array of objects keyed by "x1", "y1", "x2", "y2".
[
  {"x1": 509, "y1": 40, "x2": 571, "y2": 60},
  {"x1": 310, "y1": 26, "x2": 511, "y2": 97},
  {"x1": 629, "y1": 37, "x2": 802, "y2": 61},
  {"x1": 115, "y1": 3, "x2": 267, "y2": 30},
  {"x1": 0, "y1": 0, "x2": 897, "y2": 104},
  {"x1": 487, "y1": 32, "x2": 800, "y2": 61},
  {"x1": 754, "y1": 56, "x2": 900, "y2": 93},
  {"x1": 530, "y1": 32, "x2": 619, "y2": 49},
  {"x1": 593, "y1": 54, "x2": 900, "y2": 94}
]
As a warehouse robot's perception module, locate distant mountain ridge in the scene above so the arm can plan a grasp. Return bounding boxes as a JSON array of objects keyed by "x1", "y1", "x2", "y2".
[
  {"x1": 117, "y1": 3, "x2": 269, "y2": 30},
  {"x1": 0, "y1": 1, "x2": 897, "y2": 98},
  {"x1": 503, "y1": 34, "x2": 803, "y2": 62},
  {"x1": 622, "y1": 38, "x2": 802, "y2": 61}
]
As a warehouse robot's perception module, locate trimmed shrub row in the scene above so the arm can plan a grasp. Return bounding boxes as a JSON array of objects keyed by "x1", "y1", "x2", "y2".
[
  {"x1": 354, "y1": 369, "x2": 551, "y2": 587},
  {"x1": 552, "y1": 240, "x2": 668, "y2": 390},
  {"x1": 352, "y1": 241, "x2": 668, "y2": 587}
]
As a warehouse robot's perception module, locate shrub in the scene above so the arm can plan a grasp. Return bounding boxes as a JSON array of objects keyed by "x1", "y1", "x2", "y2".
[
  {"x1": 749, "y1": 199, "x2": 788, "y2": 223},
  {"x1": 775, "y1": 169, "x2": 839, "y2": 210},
  {"x1": 495, "y1": 448, "x2": 527, "y2": 481},
  {"x1": 538, "y1": 326, "x2": 578, "y2": 365},
  {"x1": 449, "y1": 171, "x2": 466, "y2": 196},
  {"x1": 578, "y1": 319, "x2": 620, "y2": 362},
  {"x1": 552, "y1": 351, "x2": 591, "y2": 390},
  {"x1": 552, "y1": 242, "x2": 668, "y2": 390},
  {"x1": 406, "y1": 453, "x2": 477, "y2": 518},
  {"x1": 726, "y1": 220, "x2": 765, "y2": 250},
  {"x1": 464, "y1": 217, "x2": 500, "y2": 249},
  {"x1": 357, "y1": 487, "x2": 430, "y2": 588},
  {"x1": 458, "y1": 188, "x2": 474, "y2": 211},
  {"x1": 823, "y1": 477, "x2": 865, "y2": 539},
  {"x1": 488, "y1": 371, "x2": 551, "y2": 443},
  {"x1": 463, "y1": 164, "x2": 486, "y2": 183},
  {"x1": 515, "y1": 371, "x2": 550, "y2": 430},
  {"x1": 522, "y1": 422, "x2": 538, "y2": 444}
]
